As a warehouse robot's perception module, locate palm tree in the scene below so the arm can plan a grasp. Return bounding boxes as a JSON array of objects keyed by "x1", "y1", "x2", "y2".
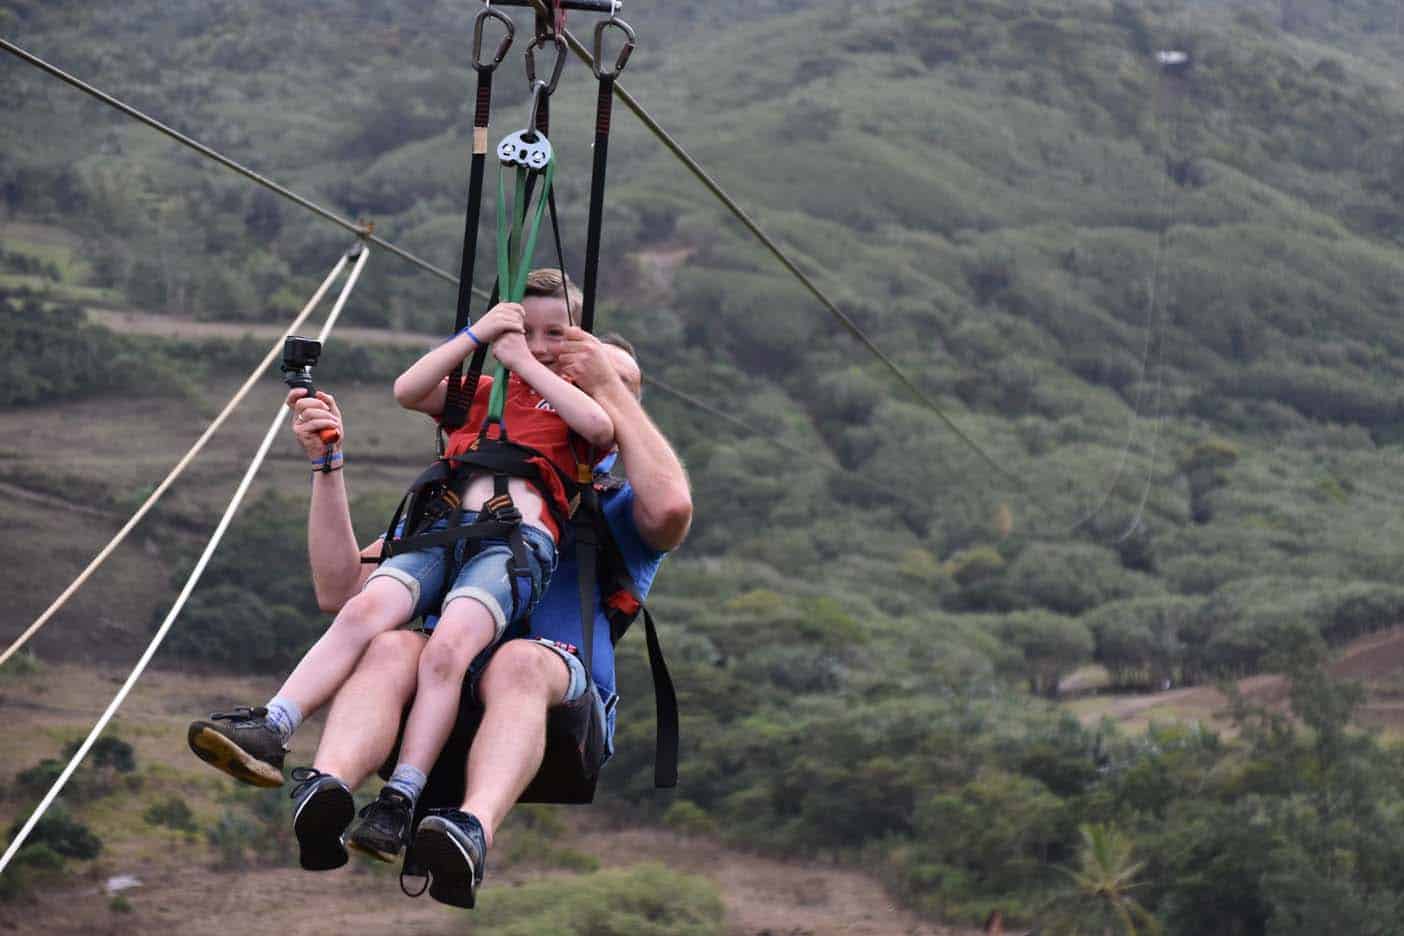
[{"x1": 1040, "y1": 824, "x2": 1162, "y2": 936}]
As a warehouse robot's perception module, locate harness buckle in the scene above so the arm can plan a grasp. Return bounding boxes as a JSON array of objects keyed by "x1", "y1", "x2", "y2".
[{"x1": 483, "y1": 493, "x2": 523, "y2": 525}]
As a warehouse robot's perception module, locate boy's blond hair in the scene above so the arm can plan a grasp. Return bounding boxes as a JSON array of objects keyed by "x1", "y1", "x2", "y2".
[{"x1": 523, "y1": 268, "x2": 583, "y2": 326}]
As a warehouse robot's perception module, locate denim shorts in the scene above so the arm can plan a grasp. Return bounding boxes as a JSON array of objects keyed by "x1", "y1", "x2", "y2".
[{"x1": 367, "y1": 511, "x2": 557, "y2": 640}]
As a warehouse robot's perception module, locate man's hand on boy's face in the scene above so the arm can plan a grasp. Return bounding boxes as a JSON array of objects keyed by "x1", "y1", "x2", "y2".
[
  {"x1": 475, "y1": 302, "x2": 526, "y2": 344},
  {"x1": 557, "y1": 328, "x2": 619, "y2": 393},
  {"x1": 490, "y1": 331, "x2": 532, "y2": 370},
  {"x1": 286, "y1": 389, "x2": 343, "y2": 457}
]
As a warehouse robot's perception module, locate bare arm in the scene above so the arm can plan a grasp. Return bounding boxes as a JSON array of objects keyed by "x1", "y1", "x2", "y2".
[
  {"x1": 600, "y1": 380, "x2": 691, "y2": 551},
  {"x1": 496, "y1": 332, "x2": 614, "y2": 448},
  {"x1": 392, "y1": 304, "x2": 524, "y2": 416},
  {"x1": 558, "y1": 331, "x2": 692, "y2": 552},
  {"x1": 392, "y1": 333, "x2": 476, "y2": 417},
  {"x1": 290, "y1": 390, "x2": 380, "y2": 611}
]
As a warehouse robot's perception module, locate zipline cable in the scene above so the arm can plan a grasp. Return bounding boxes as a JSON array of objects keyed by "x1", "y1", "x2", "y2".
[
  {"x1": 0, "y1": 37, "x2": 483, "y2": 297},
  {"x1": 5, "y1": 25, "x2": 1001, "y2": 477},
  {"x1": 516, "y1": 2, "x2": 1013, "y2": 483},
  {"x1": 0, "y1": 248, "x2": 361, "y2": 670},
  {"x1": 0, "y1": 246, "x2": 370, "y2": 876}
]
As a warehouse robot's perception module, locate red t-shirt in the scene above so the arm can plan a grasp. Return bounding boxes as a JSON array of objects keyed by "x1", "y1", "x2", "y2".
[{"x1": 442, "y1": 374, "x2": 592, "y2": 541}]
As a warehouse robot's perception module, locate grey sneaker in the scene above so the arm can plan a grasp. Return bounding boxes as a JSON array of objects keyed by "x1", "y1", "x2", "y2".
[
  {"x1": 347, "y1": 787, "x2": 415, "y2": 863},
  {"x1": 187, "y1": 706, "x2": 286, "y2": 787},
  {"x1": 413, "y1": 809, "x2": 487, "y2": 909},
  {"x1": 289, "y1": 767, "x2": 354, "y2": 871}
]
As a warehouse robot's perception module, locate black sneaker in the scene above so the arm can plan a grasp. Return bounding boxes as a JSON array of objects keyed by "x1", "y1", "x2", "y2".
[
  {"x1": 289, "y1": 767, "x2": 354, "y2": 872},
  {"x1": 346, "y1": 787, "x2": 415, "y2": 863},
  {"x1": 187, "y1": 706, "x2": 287, "y2": 788},
  {"x1": 413, "y1": 809, "x2": 488, "y2": 909}
]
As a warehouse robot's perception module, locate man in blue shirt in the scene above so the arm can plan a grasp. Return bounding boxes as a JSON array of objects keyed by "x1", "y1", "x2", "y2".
[{"x1": 271, "y1": 331, "x2": 688, "y2": 906}]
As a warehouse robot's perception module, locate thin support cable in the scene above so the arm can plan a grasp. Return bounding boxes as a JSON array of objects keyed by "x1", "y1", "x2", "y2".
[
  {"x1": 643, "y1": 373, "x2": 823, "y2": 463},
  {"x1": 0, "y1": 247, "x2": 362, "y2": 669},
  {"x1": 523, "y1": 6, "x2": 1013, "y2": 482},
  {"x1": 1065, "y1": 67, "x2": 1181, "y2": 535},
  {"x1": 0, "y1": 248, "x2": 369, "y2": 876},
  {"x1": 0, "y1": 37, "x2": 485, "y2": 297}
]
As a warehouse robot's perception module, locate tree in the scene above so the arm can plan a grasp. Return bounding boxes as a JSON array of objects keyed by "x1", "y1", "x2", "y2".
[{"x1": 1043, "y1": 824, "x2": 1161, "y2": 936}]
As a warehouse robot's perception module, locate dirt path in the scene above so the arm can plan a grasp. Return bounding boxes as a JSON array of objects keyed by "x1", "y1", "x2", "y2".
[
  {"x1": 587, "y1": 822, "x2": 971, "y2": 936},
  {"x1": 1076, "y1": 626, "x2": 1404, "y2": 733},
  {"x1": 87, "y1": 307, "x2": 440, "y2": 348},
  {"x1": 0, "y1": 479, "x2": 116, "y2": 521}
]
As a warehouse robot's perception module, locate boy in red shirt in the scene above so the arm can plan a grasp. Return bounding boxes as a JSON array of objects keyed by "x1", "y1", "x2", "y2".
[{"x1": 188, "y1": 270, "x2": 613, "y2": 870}]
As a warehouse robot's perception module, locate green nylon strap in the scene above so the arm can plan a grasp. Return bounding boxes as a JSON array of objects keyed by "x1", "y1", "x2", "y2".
[{"x1": 488, "y1": 156, "x2": 556, "y2": 421}]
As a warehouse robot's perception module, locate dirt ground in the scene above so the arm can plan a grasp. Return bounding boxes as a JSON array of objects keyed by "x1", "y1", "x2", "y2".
[
  {"x1": 0, "y1": 661, "x2": 980, "y2": 936},
  {"x1": 0, "y1": 828, "x2": 974, "y2": 936}
]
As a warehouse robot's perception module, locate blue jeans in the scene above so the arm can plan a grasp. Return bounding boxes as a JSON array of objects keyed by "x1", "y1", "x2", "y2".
[{"x1": 367, "y1": 511, "x2": 557, "y2": 641}]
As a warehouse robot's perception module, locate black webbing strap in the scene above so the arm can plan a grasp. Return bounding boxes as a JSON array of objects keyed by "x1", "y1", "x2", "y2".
[
  {"x1": 443, "y1": 26, "x2": 509, "y2": 434},
  {"x1": 642, "y1": 607, "x2": 678, "y2": 788},
  {"x1": 546, "y1": 186, "x2": 574, "y2": 327},
  {"x1": 574, "y1": 487, "x2": 600, "y2": 700},
  {"x1": 454, "y1": 283, "x2": 496, "y2": 431},
  {"x1": 580, "y1": 75, "x2": 614, "y2": 334},
  {"x1": 384, "y1": 516, "x2": 517, "y2": 556},
  {"x1": 580, "y1": 19, "x2": 633, "y2": 334}
]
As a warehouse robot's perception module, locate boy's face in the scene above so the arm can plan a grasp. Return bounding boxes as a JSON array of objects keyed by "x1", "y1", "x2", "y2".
[{"x1": 521, "y1": 294, "x2": 571, "y2": 372}]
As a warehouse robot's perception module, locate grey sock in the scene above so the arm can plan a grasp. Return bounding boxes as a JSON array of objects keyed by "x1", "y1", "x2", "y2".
[
  {"x1": 264, "y1": 696, "x2": 303, "y2": 744},
  {"x1": 384, "y1": 764, "x2": 427, "y2": 804}
]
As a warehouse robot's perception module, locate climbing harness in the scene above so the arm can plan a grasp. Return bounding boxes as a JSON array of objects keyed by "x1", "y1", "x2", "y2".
[{"x1": 373, "y1": 2, "x2": 676, "y2": 822}]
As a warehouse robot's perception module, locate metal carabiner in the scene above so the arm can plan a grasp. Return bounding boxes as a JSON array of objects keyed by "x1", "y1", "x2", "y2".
[
  {"x1": 524, "y1": 33, "x2": 568, "y2": 96},
  {"x1": 472, "y1": 5, "x2": 515, "y2": 69},
  {"x1": 523, "y1": 80, "x2": 549, "y2": 140},
  {"x1": 592, "y1": 17, "x2": 636, "y2": 80}
]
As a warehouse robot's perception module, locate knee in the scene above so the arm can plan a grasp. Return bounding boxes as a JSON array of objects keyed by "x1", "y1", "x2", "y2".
[
  {"x1": 331, "y1": 588, "x2": 400, "y2": 642},
  {"x1": 361, "y1": 631, "x2": 424, "y2": 684},
  {"x1": 418, "y1": 634, "x2": 474, "y2": 688},
  {"x1": 478, "y1": 641, "x2": 558, "y2": 704}
]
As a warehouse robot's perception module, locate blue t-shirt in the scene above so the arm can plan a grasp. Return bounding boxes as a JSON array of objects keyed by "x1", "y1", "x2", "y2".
[{"x1": 523, "y1": 471, "x2": 664, "y2": 698}]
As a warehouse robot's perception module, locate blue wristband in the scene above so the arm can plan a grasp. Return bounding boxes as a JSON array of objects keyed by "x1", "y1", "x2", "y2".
[
  {"x1": 310, "y1": 451, "x2": 344, "y2": 470},
  {"x1": 459, "y1": 326, "x2": 481, "y2": 345}
]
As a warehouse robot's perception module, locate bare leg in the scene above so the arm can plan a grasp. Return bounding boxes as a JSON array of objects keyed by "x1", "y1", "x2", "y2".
[
  {"x1": 461, "y1": 641, "x2": 570, "y2": 847},
  {"x1": 274, "y1": 577, "x2": 413, "y2": 718},
  {"x1": 394, "y1": 596, "x2": 497, "y2": 774},
  {"x1": 312, "y1": 630, "x2": 424, "y2": 789}
]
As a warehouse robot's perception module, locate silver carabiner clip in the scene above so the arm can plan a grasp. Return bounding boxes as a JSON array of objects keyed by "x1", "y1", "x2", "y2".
[
  {"x1": 472, "y1": 6, "x2": 514, "y2": 69},
  {"x1": 524, "y1": 33, "x2": 568, "y2": 96},
  {"x1": 592, "y1": 17, "x2": 636, "y2": 80}
]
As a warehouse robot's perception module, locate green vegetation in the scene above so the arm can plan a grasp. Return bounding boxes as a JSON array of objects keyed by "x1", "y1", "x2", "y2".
[
  {"x1": 143, "y1": 795, "x2": 197, "y2": 833},
  {"x1": 7, "y1": 0, "x2": 1404, "y2": 930},
  {"x1": 474, "y1": 864, "x2": 725, "y2": 936}
]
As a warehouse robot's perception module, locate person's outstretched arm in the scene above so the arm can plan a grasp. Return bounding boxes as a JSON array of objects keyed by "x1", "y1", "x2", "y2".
[
  {"x1": 558, "y1": 330, "x2": 692, "y2": 552},
  {"x1": 392, "y1": 304, "x2": 525, "y2": 416},
  {"x1": 289, "y1": 389, "x2": 381, "y2": 611}
]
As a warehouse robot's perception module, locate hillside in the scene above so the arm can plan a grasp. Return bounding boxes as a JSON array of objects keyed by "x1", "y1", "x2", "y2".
[{"x1": 7, "y1": 0, "x2": 1404, "y2": 931}]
